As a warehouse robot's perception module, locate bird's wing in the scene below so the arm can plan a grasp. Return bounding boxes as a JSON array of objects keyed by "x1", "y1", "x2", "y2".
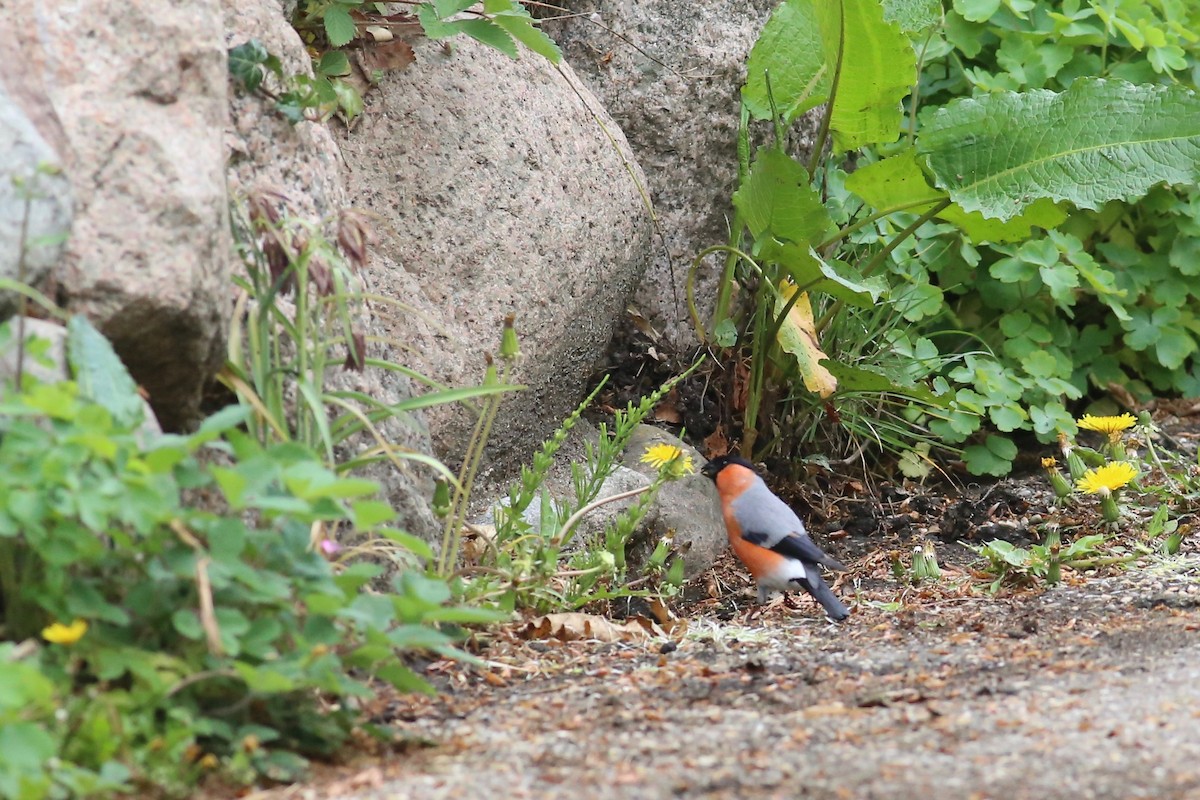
[
  {"x1": 742, "y1": 529, "x2": 842, "y2": 570},
  {"x1": 731, "y1": 483, "x2": 845, "y2": 570}
]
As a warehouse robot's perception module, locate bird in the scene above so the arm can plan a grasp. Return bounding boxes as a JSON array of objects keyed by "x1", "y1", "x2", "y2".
[{"x1": 701, "y1": 454, "x2": 850, "y2": 621}]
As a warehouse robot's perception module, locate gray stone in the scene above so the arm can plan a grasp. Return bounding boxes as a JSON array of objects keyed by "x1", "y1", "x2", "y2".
[
  {"x1": 335, "y1": 37, "x2": 653, "y2": 474},
  {"x1": 222, "y1": 0, "x2": 347, "y2": 223},
  {"x1": 543, "y1": 1, "x2": 820, "y2": 349},
  {"x1": 29, "y1": 0, "x2": 232, "y2": 432},
  {"x1": 221, "y1": 0, "x2": 441, "y2": 547},
  {"x1": 0, "y1": 83, "x2": 72, "y2": 320},
  {"x1": 0, "y1": 316, "x2": 162, "y2": 441},
  {"x1": 621, "y1": 424, "x2": 726, "y2": 578}
]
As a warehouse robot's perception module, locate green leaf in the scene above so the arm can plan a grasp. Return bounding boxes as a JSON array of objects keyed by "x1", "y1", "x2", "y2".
[
  {"x1": 923, "y1": 79, "x2": 1200, "y2": 221},
  {"x1": 845, "y1": 150, "x2": 1066, "y2": 243},
  {"x1": 743, "y1": 0, "x2": 831, "y2": 124},
  {"x1": 826, "y1": 0, "x2": 917, "y2": 150},
  {"x1": 953, "y1": 0, "x2": 1000, "y2": 23},
  {"x1": 1156, "y1": 326, "x2": 1197, "y2": 369},
  {"x1": 433, "y1": 0, "x2": 478, "y2": 15},
  {"x1": 317, "y1": 50, "x2": 351, "y2": 77},
  {"x1": 323, "y1": 5, "x2": 357, "y2": 48},
  {"x1": 964, "y1": 435, "x2": 1017, "y2": 476},
  {"x1": 881, "y1": 0, "x2": 941, "y2": 32},
  {"x1": 758, "y1": 241, "x2": 885, "y2": 307},
  {"x1": 228, "y1": 40, "x2": 270, "y2": 91},
  {"x1": 456, "y1": 19, "x2": 519, "y2": 58},
  {"x1": 67, "y1": 316, "x2": 145, "y2": 430},
  {"x1": 713, "y1": 318, "x2": 738, "y2": 347},
  {"x1": 734, "y1": 148, "x2": 834, "y2": 244},
  {"x1": 487, "y1": 1, "x2": 562, "y2": 63},
  {"x1": 743, "y1": 0, "x2": 915, "y2": 149}
]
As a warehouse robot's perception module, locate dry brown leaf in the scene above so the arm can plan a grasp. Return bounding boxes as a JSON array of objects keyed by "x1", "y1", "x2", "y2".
[
  {"x1": 355, "y1": 40, "x2": 417, "y2": 77},
  {"x1": 653, "y1": 388, "x2": 683, "y2": 424},
  {"x1": 703, "y1": 426, "x2": 729, "y2": 458},
  {"x1": 521, "y1": 613, "x2": 662, "y2": 643}
]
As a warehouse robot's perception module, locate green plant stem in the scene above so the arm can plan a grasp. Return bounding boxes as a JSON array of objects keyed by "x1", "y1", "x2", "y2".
[
  {"x1": 806, "y1": 0, "x2": 845, "y2": 178},
  {"x1": 688, "y1": 244, "x2": 762, "y2": 343},
  {"x1": 815, "y1": 197, "x2": 939, "y2": 252},
  {"x1": 552, "y1": 484, "x2": 650, "y2": 548},
  {"x1": 816, "y1": 199, "x2": 950, "y2": 334},
  {"x1": 438, "y1": 360, "x2": 512, "y2": 576}
]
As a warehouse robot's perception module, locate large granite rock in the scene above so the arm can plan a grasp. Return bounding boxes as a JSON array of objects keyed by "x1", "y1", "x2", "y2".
[
  {"x1": 335, "y1": 37, "x2": 654, "y2": 472},
  {"x1": 28, "y1": 0, "x2": 232, "y2": 431},
  {"x1": 544, "y1": 0, "x2": 820, "y2": 348}
]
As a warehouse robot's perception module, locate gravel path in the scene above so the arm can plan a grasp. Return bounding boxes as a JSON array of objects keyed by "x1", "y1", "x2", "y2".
[{"x1": 249, "y1": 554, "x2": 1200, "y2": 800}]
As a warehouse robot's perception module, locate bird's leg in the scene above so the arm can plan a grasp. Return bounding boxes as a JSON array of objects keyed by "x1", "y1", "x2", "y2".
[{"x1": 757, "y1": 584, "x2": 770, "y2": 605}]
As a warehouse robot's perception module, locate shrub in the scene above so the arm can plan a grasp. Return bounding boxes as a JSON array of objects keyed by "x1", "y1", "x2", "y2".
[{"x1": 0, "y1": 319, "x2": 493, "y2": 797}]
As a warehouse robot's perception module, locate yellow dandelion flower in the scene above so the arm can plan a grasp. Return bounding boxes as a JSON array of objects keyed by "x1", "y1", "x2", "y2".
[
  {"x1": 640, "y1": 443, "x2": 694, "y2": 477},
  {"x1": 1077, "y1": 413, "x2": 1137, "y2": 439},
  {"x1": 1075, "y1": 461, "x2": 1137, "y2": 495},
  {"x1": 41, "y1": 619, "x2": 88, "y2": 645},
  {"x1": 1040, "y1": 457, "x2": 1056, "y2": 469}
]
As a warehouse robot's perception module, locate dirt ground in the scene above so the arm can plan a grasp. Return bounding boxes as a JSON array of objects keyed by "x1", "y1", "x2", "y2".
[{"x1": 243, "y1": 477, "x2": 1200, "y2": 800}]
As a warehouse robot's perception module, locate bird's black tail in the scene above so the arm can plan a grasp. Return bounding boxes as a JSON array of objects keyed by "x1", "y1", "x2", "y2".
[{"x1": 796, "y1": 569, "x2": 850, "y2": 621}]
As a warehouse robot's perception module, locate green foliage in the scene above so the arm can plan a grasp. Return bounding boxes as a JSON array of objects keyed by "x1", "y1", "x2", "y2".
[
  {"x1": 228, "y1": 38, "x2": 362, "y2": 124},
  {"x1": 0, "y1": 327, "x2": 492, "y2": 796},
  {"x1": 975, "y1": 532, "x2": 1109, "y2": 592},
  {"x1": 460, "y1": 366, "x2": 702, "y2": 613},
  {"x1": 225, "y1": 192, "x2": 514, "y2": 482},
  {"x1": 700, "y1": 0, "x2": 1200, "y2": 475}
]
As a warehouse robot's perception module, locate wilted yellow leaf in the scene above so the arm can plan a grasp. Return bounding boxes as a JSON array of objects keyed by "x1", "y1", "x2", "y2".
[{"x1": 775, "y1": 281, "x2": 837, "y2": 397}]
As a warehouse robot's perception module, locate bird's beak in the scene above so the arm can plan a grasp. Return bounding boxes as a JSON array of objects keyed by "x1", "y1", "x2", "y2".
[{"x1": 700, "y1": 461, "x2": 718, "y2": 479}]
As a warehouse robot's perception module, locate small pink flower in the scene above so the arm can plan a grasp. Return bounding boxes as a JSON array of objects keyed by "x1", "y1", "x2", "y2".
[{"x1": 320, "y1": 539, "x2": 341, "y2": 555}]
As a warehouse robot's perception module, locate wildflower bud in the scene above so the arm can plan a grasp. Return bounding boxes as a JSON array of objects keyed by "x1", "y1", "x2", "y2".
[
  {"x1": 1044, "y1": 525, "x2": 1061, "y2": 586},
  {"x1": 342, "y1": 329, "x2": 366, "y2": 372},
  {"x1": 499, "y1": 313, "x2": 521, "y2": 361},
  {"x1": 432, "y1": 478, "x2": 451, "y2": 518},
  {"x1": 1059, "y1": 433, "x2": 1087, "y2": 481},
  {"x1": 483, "y1": 352, "x2": 498, "y2": 385},
  {"x1": 337, "y1": 208, "x2": 377, "y2": 270},
  {"x1": 1041, "y1": 457, "x2": 1073, "y2": 500},
  {"x1": 1100, "y1": 491, "x2": 1120, "y2": 524},
  {"x1": 911, "y1": 542, "x2": 940, "y2": 581}
]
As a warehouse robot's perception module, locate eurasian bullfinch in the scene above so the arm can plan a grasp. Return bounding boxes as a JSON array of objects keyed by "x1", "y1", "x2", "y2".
[{"x1": 701, "y1": 454, "x2": 850, "y2": 621}]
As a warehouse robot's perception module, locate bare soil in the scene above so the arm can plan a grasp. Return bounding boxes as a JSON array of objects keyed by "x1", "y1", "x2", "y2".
[
  {"x1": 243, "y1": 480, "x2": 1200, "y2": 800},
  {"x1": 236, "y1": 376, "x2": 1200, "y2": 800}
]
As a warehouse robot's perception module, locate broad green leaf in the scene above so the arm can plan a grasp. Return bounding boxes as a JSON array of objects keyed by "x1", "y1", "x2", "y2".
[
  {"x1": 734, "y1": 148, "x2": 834, "y2": 244},
  {"x1": 743, "y1": 0, "x2": 830, "y2": 123},
  {"x1": 67, "y1": 316, "x2": 144, "y2": 430},
  {"x1": 953, "y1": 0, "x2": 1001, "y2": 23},
  {"x1": 964, "y1": 435, "x2": 1017, "y2": 476},
  {"x1": 457, "y1": 18, "x2": 519, "y2": 58},
  {"x1": 845, "y1": 150, "x2": 1066, "y2": 242},
  {"x1": 821, "y1": 360, "x2": 944, "y2": 405},
  {"x1": 923, "y1": 78, "x2": 1200, "y2": 221},
  {"x1": 743, "y1": 0, "x2": 915, "y2": 149},
  {"x1": 882, "y1": 0, "x2": 941, "y2": 32},
  {"x1": 758, "y1": 241, "x2": 884, "y2": 307},
  {"x1": 323, "y1": 5, "x2": 356, "y2": 48},
  {"x1": 827, "y1": 0, "x2": 917, "y2": 150},
  {"x1": 485, "y1": 0, "x2": 562, "y2": 63},
  {"x1": 317, "y1": 50, "x2": 351, "y2": 77}
]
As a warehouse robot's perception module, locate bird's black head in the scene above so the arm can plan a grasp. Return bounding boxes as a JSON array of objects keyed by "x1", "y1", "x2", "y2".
[{"x1": 700, "y1": 453, "x2": 758, "y2": 482}]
